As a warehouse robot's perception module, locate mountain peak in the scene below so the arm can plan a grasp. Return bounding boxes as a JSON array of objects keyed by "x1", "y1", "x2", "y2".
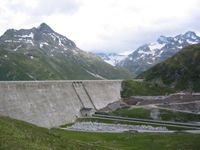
[
  {"x1": 37, "y1": 23, "x2": 54, "y2": 33},
  {"x1": 183, "y1": 31, "x2": 197, "y2": 38},
  {"x1": 0, "y1": 23, "x2": 133, "y2": 80},
  {"x1": 157, "y1": 35, "x2": 169, "y2": 44}
]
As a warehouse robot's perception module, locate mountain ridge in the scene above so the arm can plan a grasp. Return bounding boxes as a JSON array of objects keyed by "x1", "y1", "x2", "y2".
[
  {"x1": 0, "y1": 23, "x2": 133, "y2": 80},
  {"x1": 118, "y1": 31, "x2": 200, "y2": 74}
]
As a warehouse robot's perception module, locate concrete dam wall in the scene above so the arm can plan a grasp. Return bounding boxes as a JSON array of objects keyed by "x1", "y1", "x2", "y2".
[{"x1": 0, "y1": 80, "x2": 122, "y2": 127}]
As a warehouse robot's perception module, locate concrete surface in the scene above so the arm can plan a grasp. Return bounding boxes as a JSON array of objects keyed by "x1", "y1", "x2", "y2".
[{"x1": 0, "y1": 80, "x2": 122, "y2": 127}]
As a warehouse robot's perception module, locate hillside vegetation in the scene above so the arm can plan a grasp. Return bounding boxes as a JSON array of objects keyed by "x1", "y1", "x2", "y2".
[
  {"x1": 110, "y1": 108, "x2": 200, "y2": 123},
  {"x1": 1, "y1": 116, "x2": 200, "y2": 150},
  {"x1": 0, "y1": 46, "x2": 132, "y2": 80},
  {"x1": 121, "y1": 80, "x2": 175, "y2": 98},
  {"x1": 138, "y1": 44, "x2": 200, "y2": 91}
]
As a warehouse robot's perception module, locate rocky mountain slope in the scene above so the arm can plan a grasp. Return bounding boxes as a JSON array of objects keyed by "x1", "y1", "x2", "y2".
[
  {"x1": 118, "y1": 31, "x2": 200, "y2": 74},
  {"x1": 138, "y1": 43, "x2": 200, "y2": 91},
  {"x1": 0, "y1": 23, "x2": 133, "y2": 80}
]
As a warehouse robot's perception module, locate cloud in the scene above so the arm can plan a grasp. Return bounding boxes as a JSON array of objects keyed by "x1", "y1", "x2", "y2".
[
  {"x1": 0, "y1": 0, "x2": 81, "y2": 35},
  {"x1": 5, "y1": 0, "x2": 81, "y2": 16},
  {"x1": 0, "y1": 0, "x2": 200, "y2": 53}
]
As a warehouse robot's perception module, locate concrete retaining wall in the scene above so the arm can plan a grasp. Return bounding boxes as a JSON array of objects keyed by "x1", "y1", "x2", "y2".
[{"x1": 0, "y1": 80, "x2": 122, "y2": 127}]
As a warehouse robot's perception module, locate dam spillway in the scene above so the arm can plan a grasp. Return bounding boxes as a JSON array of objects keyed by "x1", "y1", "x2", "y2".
[{"x1": 0, "y1": 80, "x2": 122, "y2": 127}]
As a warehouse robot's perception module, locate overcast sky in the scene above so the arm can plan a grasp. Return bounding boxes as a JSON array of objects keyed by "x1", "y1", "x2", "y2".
[{"x1": 1, "y1": 0, "x2": 200, "y2": 53}]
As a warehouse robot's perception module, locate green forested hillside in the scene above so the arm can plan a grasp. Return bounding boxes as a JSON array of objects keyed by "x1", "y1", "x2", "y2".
[
  {"x1": 121, "y1": 80, "x2": 175, "y2": 98},
  {"x1": 138, "y1": 44, "x2": 200, "y2": 91}
]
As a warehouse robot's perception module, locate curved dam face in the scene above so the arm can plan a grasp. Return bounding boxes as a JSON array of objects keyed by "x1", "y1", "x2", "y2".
[{"x1": 0, "y1": 80, "x2": 122, "y2": 127}]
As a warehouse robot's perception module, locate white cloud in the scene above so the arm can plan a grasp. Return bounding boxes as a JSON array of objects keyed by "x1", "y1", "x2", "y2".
[{"x1": 0, "y1": 0, "x2": 200, "y2": 53}]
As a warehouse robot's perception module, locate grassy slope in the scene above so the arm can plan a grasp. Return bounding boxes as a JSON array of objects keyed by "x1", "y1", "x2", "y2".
[
  {"x1": 138, "y1": 44, "x2": 200, "y2": 91},
  {"x1": 159, "y1": 109, "x2": 200, "y2": 122},
  {"x1": 110, "y1": 108, "x2": 200, "y2": 122},
  {"x1": 0, "y1": 47, "x2": 96, "y2": 80},
  {"x1": 110, "y1": 108, "x2": 151, "y2": 119},
  {"x1": 1, "y1": 116, "x2": 200, "y2": 150},
  {"x1": 121, "y1": 80, "x2": 175, "y2": 98}
]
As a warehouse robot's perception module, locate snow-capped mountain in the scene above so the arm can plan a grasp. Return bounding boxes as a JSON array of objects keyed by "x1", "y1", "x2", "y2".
[
  {"x1": 96, "y1": 53, "x2": 128, "y2": 66},
  {"x1": 0, "y1": 23, "x2": 133, "y2": 80},
  {"x1": 0, "y1": 23, "x2": 77, "y2": 55},
  {"x1": 118, "y1": 31, "x2": 200, "y2": 74}
]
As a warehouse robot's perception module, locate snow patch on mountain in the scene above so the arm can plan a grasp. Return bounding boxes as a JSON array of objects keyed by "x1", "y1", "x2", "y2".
[
  {"x1": 119, "y1": 31, "x2": 200, "y2": 74},
  {"x1": 197, "y1": 32, "x2": 200, "y2": 37},
  {"x1": 96, "y1": 53, "x2": 128, "y2": 66},
  {"x1": 26, "y1": 39, "x2": 34, "y2": 45},
  {"x1": 26, "y1": 73, "x2": 36, "y2": 80},
  {"x1": 149, "y1": 42, "x2": 165, "y2": 50},
  {"x1": 4, "y1": 40, "x2": 12, "y2": 43},
  {"x1": 40, "y1": 42, "x2": 49, "y2": 48},
  {"x1": 14, "y1": 32, "x2": 34, "y2": 39},
  {"x1": 186, "y1": 39, "x2": 198, "y2": 44},
  {"x1": 86, "y1": 70, "x2": 106, "y2": 79},
  {"x1": 13, "y1": 45, "x2": 22, "y2": 51}
]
